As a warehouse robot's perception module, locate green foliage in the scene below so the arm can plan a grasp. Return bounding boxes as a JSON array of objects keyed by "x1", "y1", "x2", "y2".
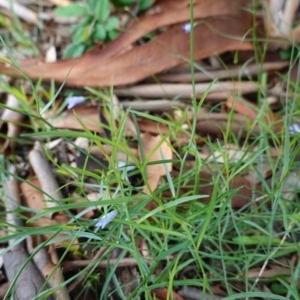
[
  {"x1": 111, "y1": 0, "x2": 153, "y2": 9},
  {"x1": 54, "y1": 0, "x2": 153, "y2": 58}
]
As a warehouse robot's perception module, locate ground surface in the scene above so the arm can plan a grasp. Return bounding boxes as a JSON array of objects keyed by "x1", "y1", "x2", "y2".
[{"x1": 1, "y1": 1, "x2": 300, "y2": 300}]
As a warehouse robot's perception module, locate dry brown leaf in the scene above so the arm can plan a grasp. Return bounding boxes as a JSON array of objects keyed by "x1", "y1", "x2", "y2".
[
  {"x1": 20, "y1": 179, "x2": 76, "y2": 248},
  {"x1": 152, "y1": 288, "x2": 185, "y2": 300},
  {"x1": 140, "y1": 133, "x2": 172, "y2": 194},
  {"x1": 20, "y1": 178, "x2": 46, "y2": 211},
  {"x1": 137, "y1": 119, "x2": 169, "y2": 135},
  {"x1": 0, "y1": 282, "x2": 9, "y2": 299},
  {"x1": 50, "y1": 105, "x2": 103, "y2": 133},
  {"x1": 0, "y1": 0, "x2": 252, "y2": 87},
  {"x1": 247, "y1": 265, "x2": 291, "y2": 278},
  {"x1": 138, "y1": 133, "x2": 172, "y2": 210},
  {"x1": 226, "y1": 97, "x2": 283, "y2": 132}
]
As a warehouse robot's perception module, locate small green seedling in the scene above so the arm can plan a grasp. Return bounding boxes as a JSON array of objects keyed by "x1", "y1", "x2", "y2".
[{"x1": 55, "y1": 0, "x2": 153, "y2": 58}]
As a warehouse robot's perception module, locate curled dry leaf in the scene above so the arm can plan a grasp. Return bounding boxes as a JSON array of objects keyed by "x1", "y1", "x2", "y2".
[{"x1": 0, "y1": 0, "x2": 252, "y2": 87}]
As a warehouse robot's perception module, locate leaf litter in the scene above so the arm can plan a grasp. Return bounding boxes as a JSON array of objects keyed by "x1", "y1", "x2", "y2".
[{"x1": 0, "y1": 0, "x2": 300, "y2": 299}]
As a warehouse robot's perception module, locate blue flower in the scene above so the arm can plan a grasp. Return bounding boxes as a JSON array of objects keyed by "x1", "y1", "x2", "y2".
[
  {"x1": 182, "y1": 23, "x2": 191, "y2": 33},
  {"x1": 65, "y1": 96, "x2": 85, "y2": 109},
  {"x1": 289, "y1": 123, "x2": 300, "y2": 134},
  {"x1": 95, "y1": 210, "x2": 117, "y2": 229}
]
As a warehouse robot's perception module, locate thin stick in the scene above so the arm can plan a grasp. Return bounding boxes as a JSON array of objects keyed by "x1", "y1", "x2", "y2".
[
  {"x1": 121, "y1": 100, "x2": 187, "y2": 111},
  {"x1": 28, "y1": 141, "x2": 63, "y2": 215},
  {"x1": 115, "y1": 81, "x2": 258, "y2": 99},
  {"x1": 280, "y1": 0, "x2": 300, "y2": 37},
  {"x1": 5, "y1": 164, "x2": 23, "y2": 249}
]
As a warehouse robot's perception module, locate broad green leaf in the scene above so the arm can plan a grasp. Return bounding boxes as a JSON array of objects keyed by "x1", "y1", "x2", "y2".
[
  {"x1": 63, "y1": 43, "x2": 86, "y2": 58},
  {"x1": 105, "y1": 16, "x2": 119, "y2": 31},
  {"x1": 138, "y1": 0, "x2": 153, "y2": 10},
  {"x1": 107, "y1": 29, "x2": 119, "y2": 41},
  {"x1": 95, "y1": 0, "x2": 110, "y2": 23},
  {"x1": 111, "y1": 0, "x2": 135, "y2": 7},
  {"x1": 72, "y1": 27, "x2": 86, "y2": 44},
  {"x1": 54, "y1": 3, "x2": 87, "y2": 17},
  {"x1": 94, "y1": 23, "x2": 106, "y2": 40}
]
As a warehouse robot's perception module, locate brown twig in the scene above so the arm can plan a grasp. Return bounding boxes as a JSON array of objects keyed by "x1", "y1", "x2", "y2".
[
  {"x1": 121, "y1": 99, "x2": 187, "y2": 111},
  {"x1": 5, "y1": 164, "x2": 23, "y2": 249},
  {"x1": 28, "y1": 141, "x2": 63, "y2": 215},
  {"x1": 115, "y1": 81, "x2": 258, "y2": 99}
]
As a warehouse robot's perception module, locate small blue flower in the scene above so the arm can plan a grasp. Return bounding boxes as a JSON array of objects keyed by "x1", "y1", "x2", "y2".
[
  {"x1": 182, "y1": 23, "x2": 191, "y2": 33},
  {"x1": 65, "y1": 96, "x2": 85, "y2": 109},
  {"x1": 289, "y1": 123, "x2": 300, "y2": 134},
  {"x1": 95, "y1": 210, "x2": 117, "y2": 229}
]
